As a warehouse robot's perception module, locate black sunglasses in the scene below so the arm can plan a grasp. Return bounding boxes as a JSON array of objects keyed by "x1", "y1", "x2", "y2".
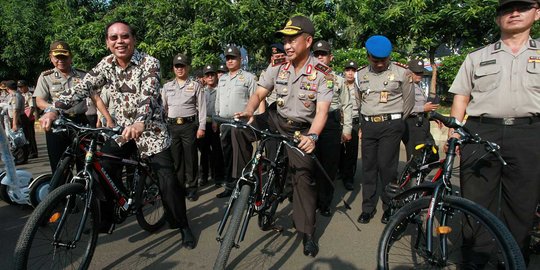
[
  {"x1": 497, "y1": 3, "x2": 537, "y2": 16},
  {"x1": 313, "y1": 51, "x2": 330, "y2": 57}
]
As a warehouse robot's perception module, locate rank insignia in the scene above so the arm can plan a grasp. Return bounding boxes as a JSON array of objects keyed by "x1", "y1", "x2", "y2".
[
  {"x1": 388, "y1": 73, "x2": 395, "y2": 81},
  {"x1": 314, "y1": 63, "x2": 331, "y2": 75},
  {"x1": 528, "y1": 56, "x2": 540, "y2": 63},
  {"x1": 278, "y1": 70, "x2": 288, "y2": 80},
  {"x1": 238, "y1": 75, "x2": 245, "y2": 81},
  {"x1": 307, "y1": 72, "x2": 317, "y2": 81},
  {"x1": 363, "y1": 74, "x2": 369, "y2": 80}
]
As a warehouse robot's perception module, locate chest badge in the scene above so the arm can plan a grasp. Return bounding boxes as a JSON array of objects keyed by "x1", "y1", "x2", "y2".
[
  {"x1": 307, "y1": 72, "x2": 317, "y2": 81},
  {"x1": 278, "y1": 70, "x2": 288, "y2": 80},
  {"x1": 388, "y1": 73, "x2": 395, "y2": 81}
]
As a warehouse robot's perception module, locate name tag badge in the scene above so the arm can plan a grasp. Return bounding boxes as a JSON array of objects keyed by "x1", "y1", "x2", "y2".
[{"x1": 379, "y1": 91, "x2": 389, "y2": 103}]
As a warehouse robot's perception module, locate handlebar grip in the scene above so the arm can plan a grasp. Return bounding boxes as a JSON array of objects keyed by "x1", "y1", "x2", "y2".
[
  {"x1": 428, "y1": 111, "x2": 464, "y2": 129},
  {"x1": 212, "y1": 116, "x2": 243, "y2": 125}
]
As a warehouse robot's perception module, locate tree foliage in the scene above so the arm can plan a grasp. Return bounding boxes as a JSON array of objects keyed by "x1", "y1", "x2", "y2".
[{"x1": 1, "y1": 0, "x2": 538, "y2": 86}]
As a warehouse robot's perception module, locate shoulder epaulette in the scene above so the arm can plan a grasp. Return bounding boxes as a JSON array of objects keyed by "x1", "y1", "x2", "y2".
[
  {"x1": 314, "y1": 62, "x2": 332, "y2": 76},
  {"x1": 41, "y1": 69, "x2": 54, "y2": 76},
  {"x1": 393, "y1": 62, "x2": 408, "y2": 69},
  {"x1": 358, "y1": 65, "x2": 368, "y2": 71},
  {"x1": 471, "y1": 44, "x2": 489, "y2": 53},
  {"x1": 272, "y1": 56, "x2": 288, "y2": 67}
]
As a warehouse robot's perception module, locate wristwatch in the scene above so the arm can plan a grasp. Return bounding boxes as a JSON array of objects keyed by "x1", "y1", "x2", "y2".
[
  {"x1": 307, "y1": 133, "x2": 319, "y2": 142},
  {"x1": 43, "y1": 106, "x2": 58, "y2": 114}
]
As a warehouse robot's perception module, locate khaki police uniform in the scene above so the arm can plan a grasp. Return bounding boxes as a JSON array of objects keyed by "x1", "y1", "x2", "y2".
[
  {"x1": 315, "y1": 71, "x2": 353, "y2": 210},
  {"x1": 198, "y1": 85, "x2": 224, "y2": 184},
  {"x1": 214, "y1": 69, "x2": 256, "y2": 186},
  {"x1": 356, "y1": 62, "x2": 414, "y2": 214},
  {"x1": 162, "y1": 78, "x2": 206, "y2": 193},
  {"x1": 34, "y1": 67, "x2": 87, "y2": 172},
  {"x1": 449, "y1": 38, "x2": 540, "y2": 255},
  {"x1": 402, "y1": 81, "x2": 434, "y2": 159},
  {"x1": 7, "y1": 90, "x2": 29, "y2": 163},
  {"x1": 339, "y1": 81, "x2": 361, "y2": 187},
  {"x1": 232, "y1": 56, "x2": 332, "y2": 234}
]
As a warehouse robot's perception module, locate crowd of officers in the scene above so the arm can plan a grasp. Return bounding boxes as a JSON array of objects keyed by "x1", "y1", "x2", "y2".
[{"x1": 4, "y1": 0, "x2": 539, "y2": 263}]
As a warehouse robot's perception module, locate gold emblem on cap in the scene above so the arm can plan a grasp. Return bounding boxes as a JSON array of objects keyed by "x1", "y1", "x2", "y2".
[
  {"x1": 228, "y1": 48, "x2": 232, "y2": 52},
  {"x1": 56, "y1": 44, "x2": 64, "y2": 49},
  {"x1": 317, "y1": 43, "x2": 322, "y2": 47},
  {"x1": 207, "y1": 65, "x2": 211, "y2": 69},
  {"x1": 286, "y1": 19, "x2": 292, "y2": 27}
]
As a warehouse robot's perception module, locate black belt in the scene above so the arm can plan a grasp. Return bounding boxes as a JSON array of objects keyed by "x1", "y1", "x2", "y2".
[
  {"x1": 352, "y1": 117, "x2": 360, "y2": 125},
  {"x1": 277, "y1": 114, "x2": 310, "y2": 129},
  {"x1": 467, "y1": 116, "x2": 540, "y2": 126},
  {"x1": 167, "y1": 115, "x2": 196, "y2": 125},
  {"x1": 362, "y1": 113, "x2": 402, "y2": 123}
]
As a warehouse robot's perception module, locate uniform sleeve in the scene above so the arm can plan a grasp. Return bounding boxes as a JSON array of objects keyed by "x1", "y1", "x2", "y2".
[
  {"x1": 401, "y1": 70, "x2": 415, "y2": 118},
  {"x1": 134, "y1": 57, "x2": 161, "y2": 127},
  {"x1": 214, "y1": 85, "x2": 220, "y2": 117},
  {"x1": 57, "y1": 61, "x2": 107, "y2": 108},
  {"x1": 248, "y1": 73, "x2": 257, "y2": 97},
  {"x1": 339, "y1": 78, "x2": 353, "y2": 135},
  {"x1": 413, "y1": 84, "x2": 425, "y2": 112},
  {"x1": 317, "y1": 74, "x2": 332, "y2": 102},
  {"x1": 449, "y1": 55, "x2": 474, "y2": 96},
  {"x1": 33, "y1": 74, "x2": 50, "y2": 101},
  {"x1": 257, "y1": 63, "x2": 276, "y2": 91},
  {"x1": 197, "y1": 84, "x2": 206, "y2": 130},
  {"x1": 160, "y1": 85, "x2": 168, "y2": 113}
]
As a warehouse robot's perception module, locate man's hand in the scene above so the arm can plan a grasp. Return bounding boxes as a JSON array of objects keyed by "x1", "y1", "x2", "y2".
[
  {"x1": 212, "y1": 122, "x2": 218, "y2": 132},
  {"x1": 12, "y1": 125, "x2": 18, "y2": 132},
  {"x1": 122, "y1": 122, "x2": 145, "y2": 141},
  {"x1": 297, "y1": 135, "x2": 316, "y2": 154},
  {"x1": 234, "y1": 110, "x2": 254, "y2": 120},
  {"x1": 358, "y1": 128, "x2": 362, "y2": 140},
  {"x1": 105, "y1": 117, "x2": 115, "y2": 128},
  {"x1": 423, "y1": 102, "x2": 439, "y2": 112},
  {"x1": 342, "y1": 133, "x2": 352, "y2": 143},
  {"x1": 196, "y1": 129, "x2": 205, "y2": 139},
  {"x1": 39, "y1": 112, "x2": 59, "y2": 132}
]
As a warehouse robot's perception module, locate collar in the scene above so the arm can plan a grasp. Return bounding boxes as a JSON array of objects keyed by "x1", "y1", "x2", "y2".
[
  {"x1": 108, "y1": 49, "x2": 143, "y2": 67},
  {"x1": 492, "y1": 37, "x2": 537, "y2": 54},
  {"x1": 300, "y1": 56, "x2": 316, "y2": 76},
  {"x1": 228, "y1": 69, "x2": 243, "y2": 79},
  {"x1": 53, "y1": 67, "x2": 78, "y2": 78}
]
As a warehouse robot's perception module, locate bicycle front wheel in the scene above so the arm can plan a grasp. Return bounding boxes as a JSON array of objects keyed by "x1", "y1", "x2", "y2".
[
  {"x1": 378, "y1": 196, "x2": 525, "y2": 269},
  {"x1": 214, "y1": 184, "x2": 252, "y2": 270},
  {"x1": 135, "y1": 172, "x2": 166, "y2": 232},
  {"x1": 14, "y1": 183, "x2": 99, "y2": 270}
]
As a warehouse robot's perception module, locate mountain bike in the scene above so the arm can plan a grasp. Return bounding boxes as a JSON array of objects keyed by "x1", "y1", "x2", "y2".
[
  {"x1": 13, "y1": 115, "x2": 166, "y2": 270},
  {"x1": 377, "y1": 112, "x2": 526, "y2": 269},
  {"x1": 212, "y1": 116, "x2": 296, "y2": 270}
]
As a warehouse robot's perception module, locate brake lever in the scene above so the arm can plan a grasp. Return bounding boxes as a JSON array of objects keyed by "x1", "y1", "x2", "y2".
[{"x1": 486, "y1": 141, "x2": 507, "y2": 166}]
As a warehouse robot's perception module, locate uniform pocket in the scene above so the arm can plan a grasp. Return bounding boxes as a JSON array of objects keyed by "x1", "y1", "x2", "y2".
[
  {"x1": 473, "y1": 64, "x2": 501, "y2": 92},
  {"x1": 524, "y1": 63, "x2": 540, "y2": 91}
]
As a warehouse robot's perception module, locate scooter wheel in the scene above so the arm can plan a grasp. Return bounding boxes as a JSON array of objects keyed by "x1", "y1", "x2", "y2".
[{"x1": 28, "y1": 174, "x2": 52, "y2": 208}]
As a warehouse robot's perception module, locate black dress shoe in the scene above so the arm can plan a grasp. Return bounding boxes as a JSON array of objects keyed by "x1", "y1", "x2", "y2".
[
  {"x1": 180, "y1": 227, "x2": 196, "y2": 249},
  {"x1": 216, "y1": 189, "x2": 232, "y2": 198},
  {"x1": 344, "y1": 182, "x2": 354, "y2": 191},
  {"x1": 319, "y1": 206, "x2": 332, "y2": 217},
  {"x1": 381, "y1": 210, "x2": 391, "y2": 224},
  {"x1": 357, "y1": 209, "x2": 377, "y2": 224},
  {"x1": 303, "y1": 233, "x2": 319, "y2": 257},
  {"x1": 186, "y1": 190, "x2": 199, "y2": 201}
]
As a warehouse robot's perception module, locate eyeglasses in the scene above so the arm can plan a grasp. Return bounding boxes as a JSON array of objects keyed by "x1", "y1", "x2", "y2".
[
  {"x1": 497, "y1": 4, "x2": 537, "y2": 16},
  {"x1": 108, "y1": 33, "x2": 131, "y2": 41},
  {"x1": 313, "y1": 51, "x2": 329, "y2": 57},
  {"x1": 174, "y1": 64, "x2": 186, "y2": 69}
]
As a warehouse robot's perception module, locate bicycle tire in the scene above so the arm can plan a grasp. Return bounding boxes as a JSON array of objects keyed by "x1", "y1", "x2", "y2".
[
  {"x1": 214, "y1": 184, "x2": 251, "y2": 270},
  {"x1": 14, "y1": 183, "x2": 99, "y2": 270},
  {"x1": 378, "y1": 196, "x2": 525, "y2": 269},
  {"x1": 49, "y1": 156, "x2": 75, "y2": 192},
  {"x1": 135, "y1": 172, "x2": 166, "y2": 232}
]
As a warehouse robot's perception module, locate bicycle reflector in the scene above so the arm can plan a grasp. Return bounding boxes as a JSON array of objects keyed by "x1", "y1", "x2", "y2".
[
  {"x1": 436, "y1": 226, "x2": 452, "y2": 235},
  {"x1": 415, "y1": 144, "x2": 425, "y2": 150},
  {"x1": 49, "y1": 212, "x2": 61, "y2": 223},
  {"x1": 431, "y1": 146, "x2": 438, "y2": 154}
]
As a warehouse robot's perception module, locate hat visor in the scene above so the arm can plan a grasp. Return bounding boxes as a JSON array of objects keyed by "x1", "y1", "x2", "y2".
[
  {"x1": 225, "y1": 52, "x2": 240, "y2": 57},
  {"x1": 51, "y1": 50, "x2": 70, "y2": 57},
  {"x1": 276, "y1": 29, "x2": 302, "y2": 36}
]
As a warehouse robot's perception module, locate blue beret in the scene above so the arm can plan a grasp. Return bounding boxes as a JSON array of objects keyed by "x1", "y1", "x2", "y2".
[
  {"x1": 270, "y1": 43, "x2": 285, "y2": 54},
  {"x1": 365, "y1": 35, "x2": 392, "y2": 58}
]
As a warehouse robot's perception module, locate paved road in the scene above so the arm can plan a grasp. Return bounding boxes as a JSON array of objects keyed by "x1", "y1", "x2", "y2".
[{"x1": 1, "y1": 128, "x2": 538, "y2": 269}]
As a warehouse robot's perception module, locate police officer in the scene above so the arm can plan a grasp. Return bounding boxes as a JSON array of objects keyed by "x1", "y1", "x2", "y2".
[
  {"x1": 33, "y1": 41, "x2": 89, "y2": 172},
  {"x1": 263, "y1": 43, "x2": 287, "y2": 108},
  {"x1": 214, "y1": 45, "x2": 257, "y2": 198},
  {"x1": 339, "y1": 60, "x2": 360, "y2": 191},
  {"x1": 312, "y1": 40, "x2": 353, "y2": 217},
  {"x1": 449, "y1": 0, "x2": 540, "y2": 263},
  {"x1": 356, "y1": 35, "x2": 414, "y2": 224},
  {"x1": 162, "y1": 53, "x2": 206, "y2": 201},
  {"x1": 17, "y1": 80, "x2": 38, "y2": 159},
  {"x1": 197, "y1": 64, "x2": 225, "y2": 187},
  {"x1": 401, "y1": 59, "x2": 438, "y2": 159},
  {"x1": 233, "y1": 15, "x2": 332, "y2": 257},
  {"x1": 216, "y1": 64, "x2": 228, "y2": 79},
  {"x1": 5, "y1": 80, "x2": 29, "y2": 164}
]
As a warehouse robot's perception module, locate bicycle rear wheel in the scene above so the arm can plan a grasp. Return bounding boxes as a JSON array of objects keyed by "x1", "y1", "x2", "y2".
[
  {"x1": 14, "y1": 183, "x2": 99, "y2": 270},
  {"x1": 257, "y1": 160, "x2": 284, "y2": 231},
  {"x1": 378, "y1": 196, "x2": 525, "y2": 269},
  {"x1": 214, "y1": 184, "x2": 252, "y2": 270},
  {"x1": 135, "y1": 172, "x2": 166, "y2": 232}
]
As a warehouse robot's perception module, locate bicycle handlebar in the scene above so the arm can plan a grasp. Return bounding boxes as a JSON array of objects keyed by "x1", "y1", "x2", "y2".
[
  {"x1": 428, "y1": 111, "x2": 464, "y2": 129},
  {"x1": 52, "y1": 113, "x2": 123, "y2": 138},
  {"x1": 212, "y1": 115, "x2": 305, "y2": 155}
]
